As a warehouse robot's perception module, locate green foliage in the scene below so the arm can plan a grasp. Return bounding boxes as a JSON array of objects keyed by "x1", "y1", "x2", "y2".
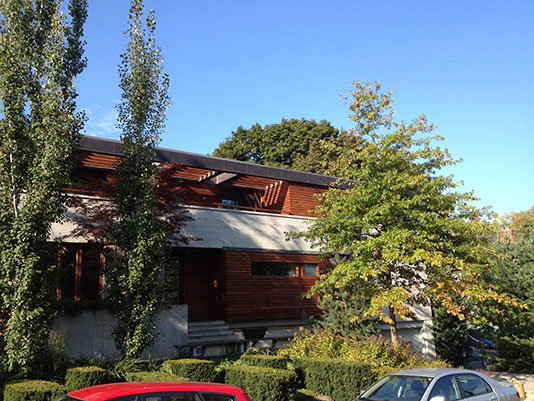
[
  {"x1": 293, "y1": 358, "x2": 374, "y2": 401},
  {"x1": 106, "y1": 358, "x2": 140, "y2": 382},
  {"x1": 294, "y1": 81, "x2": 515, "y2": 342},
  {"x1": 125, "y1": 371, "x2": 189, "y2": 382},
  {"x1": 0, "y1": 0, "x2": 87, "y2": 376},
  {"x1": 224, "y1": 365, "x2": 297, "y2": 401},
  {"x1": 279, "y1": 328, "x2": 449, "y2": 376},
  {"x1": 432, "y1": 303, "x2": 470, "y2": 367},
  {"x1": 161, "y1": 359, "x2": 216, "y2": 382},
  {"x1": 239, "y1": 355, "x2": 288, "y2": 370},
  {"x1": 314, "y1": 255, "x2": 377, "y2": 337},
  {"x1": 481, "y1": 230, "x2": 534, "y2": 372},
  {"x1": 106, "y1": 0, "x2": 171, "y2": 359},
  {"x1": 64, "y1": 366, "x2": 109, "y2": 392},
  {"x1": 213, "y1": 118, "x2": 357, "y2": 175},
  {"x1": 3, "y1": 380, "x2": 65, "y2": 401},
  {"x1": 502, "y1": 207, "x2": 534, "y2": 240}
]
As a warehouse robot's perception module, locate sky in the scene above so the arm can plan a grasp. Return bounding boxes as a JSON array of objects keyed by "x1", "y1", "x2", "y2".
[{"x1": 75, "y1": 0, "x2": 533, "y2": 216}]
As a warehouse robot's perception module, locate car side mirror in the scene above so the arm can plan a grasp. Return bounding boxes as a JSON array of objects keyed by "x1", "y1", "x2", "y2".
[{"x1": 429, "y1": 396, "x2": 446, "y2": 401}]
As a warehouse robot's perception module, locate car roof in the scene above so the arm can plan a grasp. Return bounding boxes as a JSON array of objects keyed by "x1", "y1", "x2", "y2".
[
  {"x1": 388, "y1": 368, "x2": 478, "y2": 378},
  {"x1": 69, "y1": 382, "x2": 246, "y2": 401}
]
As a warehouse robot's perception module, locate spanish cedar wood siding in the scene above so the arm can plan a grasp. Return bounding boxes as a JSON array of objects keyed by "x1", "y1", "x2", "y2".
[
  {"x1": 181, "y1": 182, "x2": 224, "y2": 207},
  {"x1": 262, "y1": 182, "x2": 289, "y2": 212},
  {"x1": 230, "y1": 175, "x2": 280, "y2": 189},
  {"x1": 223, "y1": 250, "x2": 327, "y2": 322},
  {"x1": 287, "y1": 183, "x2": 327, "y2": 216}
]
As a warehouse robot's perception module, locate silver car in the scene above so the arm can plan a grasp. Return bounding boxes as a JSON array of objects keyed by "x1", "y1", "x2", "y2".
[{"x1": 358, "y1": 368, "x2": 520, "y2": 401}]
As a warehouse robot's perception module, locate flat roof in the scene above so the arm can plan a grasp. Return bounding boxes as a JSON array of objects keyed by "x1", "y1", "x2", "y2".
[{"x1": 81, "y1": 135, "x2": 338, "y2": 188}]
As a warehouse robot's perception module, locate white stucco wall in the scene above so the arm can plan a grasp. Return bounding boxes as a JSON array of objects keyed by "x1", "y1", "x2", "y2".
[{"x1": 52, "y1": 203, "x2": 317, "y2": 252}]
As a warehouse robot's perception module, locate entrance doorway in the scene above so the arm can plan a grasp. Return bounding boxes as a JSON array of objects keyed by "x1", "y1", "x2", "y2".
[{"x1": 181, "y1": 248, "x2": 224, "y2": 321}]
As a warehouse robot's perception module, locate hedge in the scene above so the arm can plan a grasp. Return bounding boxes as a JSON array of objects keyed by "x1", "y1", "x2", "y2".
[
  {"x1": 240, "y1": 355, "x2": 288, "y2": 370},
  {"x1": 125, "y1": 371, "x2": 190, "y2": 382},
  {"x1": 3, "y1": 380, "x2": 65, "y2": 401},
  {"x1": 293, "y1": 358, "x2": 376, "y2": 401},
  {"x1": 225, "y1": 365, "x2": 296, "y2": 401},
  {"x1": 161, "y1": 359, "x2": 215, "y2": 382},
  {"x1": 65, "y1": 366, "x2": 109, "y2": 392}
]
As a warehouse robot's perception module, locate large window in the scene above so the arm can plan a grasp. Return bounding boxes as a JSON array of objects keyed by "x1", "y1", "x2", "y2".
[
  {"x1": 251, "y1": 262, "x2": 318, "y2": 277},
  {"x1": 58, "y1": 244, "x2": 104, "y2": 301},
  {"x1": 252, "y1": 262, "x2": 297, "y2": 276}
]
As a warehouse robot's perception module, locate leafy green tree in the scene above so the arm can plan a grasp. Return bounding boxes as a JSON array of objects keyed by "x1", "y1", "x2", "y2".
[
  {"x1": 213, "y1": 118, "x2": 357, "y2": 175},
  {"x1": 295, "y1": 81, "x2": 517, "y2": 344},
  {"x1": 502, "y1": 207, "x2": 534, "y2": 240},
  {"x1": 108, "y1": 0, "x2": 171, "y2": 359},
  {"x1": 481, "y1": 231, "x2": 534, "y2": 372},
  {"x1": 0, "y1": 0, "x2": 87, "y2": 375}
]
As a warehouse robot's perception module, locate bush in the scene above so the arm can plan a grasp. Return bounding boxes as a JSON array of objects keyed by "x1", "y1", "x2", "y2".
[
  {"x1": 161, "y1": 359, "x2": 215, "y2": 382},
  {"x1": 225, "y1": 365, "x2": 297, "y2": 401},
  {"x1": 125, "y1": 371, "x2": 189, "y2": 382},
  {"x1": 239, "y1": 355, "x2": 288, "y2": 370},
  {"x1": 3, "y1": 380, "x2": 65, "y2": 401},
  {"x1": 293, "y1": 358, "x2": 375, "y2": 401},
  {"x1": 280, "y1": 329, "x2": 449, "y2": 375},
  {"x1": 65, "y1": 366, "x2": 109, "y2": 392}
]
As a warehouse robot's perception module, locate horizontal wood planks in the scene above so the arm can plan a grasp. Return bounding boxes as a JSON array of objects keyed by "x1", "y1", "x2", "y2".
[
  {"x1": 76, "y1": 151, "x2": 329, "y2": 217},
  {"x1": 286, "y1": 183, "x2": 327, "y2": 216},
  {"x1": 223, "y1": 250, "x2": 325, "y2": 322}
]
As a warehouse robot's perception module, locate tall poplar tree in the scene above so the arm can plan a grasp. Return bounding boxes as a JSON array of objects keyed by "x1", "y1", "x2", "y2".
[
  {"x1": 0, "y1": 0, "x2": 87, "y2": 375},
  {"x1": 108, "y1": 0, "x2": 171, "y2": 358}
]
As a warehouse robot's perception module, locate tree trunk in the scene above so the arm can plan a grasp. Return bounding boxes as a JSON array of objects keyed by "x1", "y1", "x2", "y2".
[{"x1": 390, "y1": 305, "x2": 398, "y2": 344}]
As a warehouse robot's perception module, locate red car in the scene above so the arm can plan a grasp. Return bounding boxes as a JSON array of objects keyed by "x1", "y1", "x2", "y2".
[{"x1": 53, "y1": 382, "x2": 253, "y2": 401}]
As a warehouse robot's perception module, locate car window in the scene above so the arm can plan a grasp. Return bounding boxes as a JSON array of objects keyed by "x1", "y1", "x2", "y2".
[
  {"x1": 429, "y1": 375, "x2": 462, "y2": 401},
  {"x1": 144, "y1": 394, "x2": 198, "y2": 401},
  {"x1": 200, "y1": 393, "x2": 237, "y2": 401},
  {"x1": 109, "y1": 397, "x2": 139, "y2": 401},
  {"x1": 361, "y1": 375, "x2": 432, "y2": 401},
  {"x1": 456, "y1": 374, "x2": 493, "y2": 397}
]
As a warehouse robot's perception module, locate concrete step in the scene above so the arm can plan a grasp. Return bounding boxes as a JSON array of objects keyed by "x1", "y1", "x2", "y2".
[{"x1": 187, "y1": 320, "x2": 238, "y2": 346}]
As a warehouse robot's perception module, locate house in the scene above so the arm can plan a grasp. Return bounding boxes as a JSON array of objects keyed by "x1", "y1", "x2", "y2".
[{"x1": 51, "y1": 135, "x2": 436, "y2": 359}]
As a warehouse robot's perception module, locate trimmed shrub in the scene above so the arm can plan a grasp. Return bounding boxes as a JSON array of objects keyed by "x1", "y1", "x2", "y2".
[
  {"x1": 240, "y1": 355, "x2": 288, "y2": 370},
  {"x1": 293, "y1": 358, "x2": 375, "y2": 401},
  {"x1": 65, "y1": 366, "x2": 109, "y2": 392},
  {"x1": 225, "y1": 365, "x2": 297, "y2": 401},
  {"x1": 125, "y1": 371, "x2": 189, "y2": 382},
  {"x1": 3, "y1": 380, "x2": 65, "y2": 401},
  {"x1": 161, "y1": 359, "x2": 215, "y2": 382}
]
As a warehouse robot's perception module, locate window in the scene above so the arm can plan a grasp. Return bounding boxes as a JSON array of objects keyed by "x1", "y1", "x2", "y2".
[
  {"x1": 303, "y1": 264, "x2": 317, "y2": 276},
  {"x1": 201, "y1": 393, "x2": 236, "y2": 401},
  {"x1": 251, "y1": 262, "x2": 318, "y2": 277},
  {"x1": 144, "y1": 394, "x2": 197, "y2": 401},
  {"x1": 252, "y1": 262, "x2": 297, "y2": 276},
  {"x1": 429, "y1": 375, "x2": 461, "y2": 401},
  {"x1": 456, "y1": 374, "x2": 493, "y2": 397},
  {"x1": 222, "y1": 199, "x2": 239, "y2": 206},
  {"x1": 58, "y1": 244, "x2": 104, "y2": 301},
  {"x1": 360, "y1": 374, "x2": 432, "y2": 401}
]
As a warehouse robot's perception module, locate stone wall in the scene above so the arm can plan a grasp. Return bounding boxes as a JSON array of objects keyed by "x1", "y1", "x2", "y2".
[{"x1": 52, "y1": 305, "x2": 188, "y2": 360}]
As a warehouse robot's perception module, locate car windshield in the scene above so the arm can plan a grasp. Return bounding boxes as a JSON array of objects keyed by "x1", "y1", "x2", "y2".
[{"x1": 360, "y1": 375, "x2": 432, "y2": 401}]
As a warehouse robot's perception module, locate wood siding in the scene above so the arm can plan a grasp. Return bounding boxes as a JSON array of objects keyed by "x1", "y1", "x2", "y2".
[
  {"x1": 287, "y1": 183, "x2": 327, "y2": 216},
  {"x1": 76, "y1": 151, "x2": 329, "y2": 218},
  {"x1": 223, "y1": 250, "x2": 326, "y2": 322}
]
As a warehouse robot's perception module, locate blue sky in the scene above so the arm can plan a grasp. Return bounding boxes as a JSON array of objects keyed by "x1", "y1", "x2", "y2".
[{"x1": 75, "y1": 0, "x2": 533, "y2": 216}]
